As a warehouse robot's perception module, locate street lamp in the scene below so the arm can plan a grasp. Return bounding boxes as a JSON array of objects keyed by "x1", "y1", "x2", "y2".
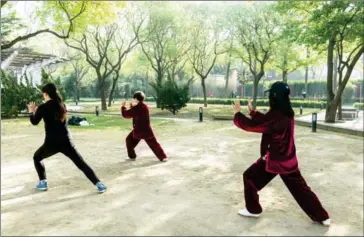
[
  {"x1": 199, "y1": 107, "x2": 203, "y2": 122},
  {"x1": 312, "y1": 113, "x2": 317, "y2": 132}
]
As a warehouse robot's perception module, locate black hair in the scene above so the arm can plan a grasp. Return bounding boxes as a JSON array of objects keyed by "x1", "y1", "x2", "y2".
[
  {"x1": 133, "y1": 91, "x2": 145, "y2": 102},
  {"x1": 269, "y1": 90, "x2": 295, "y2": 118},
  {"x1": 42, "y1": 83, "x2": 67, "y2": 122}
]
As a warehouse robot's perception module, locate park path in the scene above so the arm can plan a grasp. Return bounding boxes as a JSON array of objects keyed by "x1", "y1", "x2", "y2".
[
  {"x1": 1, "y1": 119, "x2": 363, "y2": 236},
  {"x1": 296, "y1": 111, "x2": 364, "y2": 132}
]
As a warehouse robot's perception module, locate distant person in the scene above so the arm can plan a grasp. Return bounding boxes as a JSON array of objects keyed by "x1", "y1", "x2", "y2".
[
  {"x1": 232, "y1": 81, "x2": 330, "y2": 226},
  {"x1": 121, "y1": 91, "x2": 168, "y2": 162},
  {"x1": 28, "y1": 83, "x2": 107, "y2": 193}
]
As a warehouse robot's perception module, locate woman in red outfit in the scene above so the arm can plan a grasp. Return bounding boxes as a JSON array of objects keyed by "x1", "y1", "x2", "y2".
[
  {"x1": 121, "y1": 91, "x2": 168, "y2": 162},
  {"x1": 232, "y1": 81, "x2": 330, "y2": 226}
]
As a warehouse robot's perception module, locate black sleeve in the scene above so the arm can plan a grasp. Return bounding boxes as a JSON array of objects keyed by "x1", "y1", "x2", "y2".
[{"x1": 30, "y1": 104, "x2": 44, "y2": 125}]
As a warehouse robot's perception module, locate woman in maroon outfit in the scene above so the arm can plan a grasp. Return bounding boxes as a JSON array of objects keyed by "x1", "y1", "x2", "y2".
[
  {"x1": 232, "y1": 81, "x2": 330, "y2": 226},
  {"x1": 121, "y1": 91, "x2": 168, "y2": 162}
]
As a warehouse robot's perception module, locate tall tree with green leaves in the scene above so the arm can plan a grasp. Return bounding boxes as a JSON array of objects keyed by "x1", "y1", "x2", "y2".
[
  {"x1": 65, "y1": 9, "x2": 145, "y2": 110},
  {"x1": 277, "y1": 0, "x2": 363, "y2": 122},
  {"x1": 135, "y1": 3, "x2": 191, "y2": 107},
  {"x1": 186, "y1": 3, "x2": 228, "y2": 107},
  {"x1": 232, "y1": 3, "x2": 281, "y2": 109},
  {"x1": 66, "y1": 53, "x2": 89, "y2": 104},
  {"x1": 1, "y1": 2, "x2": 86, "y2": 50},
  {"x1": 1, "y1": 1, "x2": 126, "y2": 50}
]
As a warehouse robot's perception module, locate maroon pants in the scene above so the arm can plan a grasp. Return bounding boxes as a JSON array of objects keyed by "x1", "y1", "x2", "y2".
[
  {"x1": 125, "y1": 131, "x2": 167, "y2": 161},
  {"x1": 243, "y1": 158, "x2": 329, "y2": 222}
]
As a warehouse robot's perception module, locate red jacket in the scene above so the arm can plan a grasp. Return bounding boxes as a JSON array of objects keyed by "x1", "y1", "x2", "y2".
[
  {"x1": 234, "y1": 110, "x2": 298, "y2": 174},
  {"x1": 121, "y1": 102, "x2": 155, "y2": 139}
]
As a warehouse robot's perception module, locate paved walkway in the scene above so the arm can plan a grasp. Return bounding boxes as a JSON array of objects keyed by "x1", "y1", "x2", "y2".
[{"x1": 295, "y1": 110, "x2": 364, "y2": 133}]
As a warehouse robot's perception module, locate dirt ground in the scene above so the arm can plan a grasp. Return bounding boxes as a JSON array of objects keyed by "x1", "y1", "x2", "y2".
[{"x1": 1, "y1": 118, "x2": 363, "y2": 236}]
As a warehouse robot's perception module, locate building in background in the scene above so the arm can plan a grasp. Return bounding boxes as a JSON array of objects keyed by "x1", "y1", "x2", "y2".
[{"x1": 1, "y1": 47, "x2": 65, "y2": 87}]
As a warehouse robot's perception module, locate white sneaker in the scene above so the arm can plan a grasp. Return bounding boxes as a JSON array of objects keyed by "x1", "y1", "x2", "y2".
[
  {"x1": 322, "y1": 218, "x2": 331, "y2": 226},
  {"x1": 237, "y1": 208, "x2": 261, "y2": 218}
]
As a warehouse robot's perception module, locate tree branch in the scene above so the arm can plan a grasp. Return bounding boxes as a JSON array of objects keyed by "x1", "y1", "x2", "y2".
[{"x1": 1, "y1": 1, "x2": 86, "y2": 50}]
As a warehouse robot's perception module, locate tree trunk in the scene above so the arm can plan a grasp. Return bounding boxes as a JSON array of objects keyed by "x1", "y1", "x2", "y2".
[
  {"x1": 108, "y1": 77, "x2": 118, "y2": 107},
  {"x1": 282, "y1": 53, "x2": 288, "y2": 83},
  {"x1": 76, "y1": 85, "x2": 79, "y2": 102},
  {"x1": 224, "y1": 55, "x2": 231, "y2": 97},
  {"x1": 333, "y1": 53, "x2": 338, "y2": 93},
  {"x1": 325, "y1": 101, "x2": 337, "y2": 123},
  {"x1": 145, "y1": 70, "x2": 149, "y2": 94},
  {"x1": 99, "y1": 80, "x2": 107, "y2": 111},
  {"x1": 155, "y1": 71, "x2": 163, "y2": 108},
  {"x1": 282, "y1": 70, "x2": 288, "y2": 83},
  {"x1": 326, "y1": 44, "x2": 364, "y2": 123},
  {"x1": 201, "y1": 77, "x2": 208, "y2": 107},
  {"x1": 252, "y1": 79, "x2": 259, "y2": 110},
  {"x1": 324, "y1": 38, "x2": 336, "y2": 122},
  {"x1": 337, "y1": 71, "x2": 343, "y2": 120},
  {"x1": 75, "y1": 84, "x2": 79, "y2": 105},
  {"x1": 304, "y1": 47, "x2": 310, "y2": 95}
]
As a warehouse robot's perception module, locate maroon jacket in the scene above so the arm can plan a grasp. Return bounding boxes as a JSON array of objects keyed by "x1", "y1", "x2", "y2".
[
  {"x1": 121, "y1": 102, "x2": 155, "y2": 139},
  {"x1": 234, "y1": 110, "x2": 298, "y2": 174}
]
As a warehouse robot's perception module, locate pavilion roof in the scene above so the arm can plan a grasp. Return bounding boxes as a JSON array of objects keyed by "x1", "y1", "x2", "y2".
[{"x1": 1, "y1": 47, "x2": 61, "y2": 68}]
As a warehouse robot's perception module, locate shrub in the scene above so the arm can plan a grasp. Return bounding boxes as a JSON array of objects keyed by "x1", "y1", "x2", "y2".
[
  {"x1": 353, "y1": 102, "x2": 364, "y2": 110},
  {"x1": 264, "y1": 80, "x2": 356, "y2": 102},
  {"x1": 145, "y1": 97, "x2": 326, "y2": 108},
  {"x1": 1, "y1": 70, "x2": 41, "y2": 118},
  {"x1": 158, "y1": 79, "x2": 191, "y2": 115},
  {"x1": 39, "y1": 69, "x2": 67, "y2": 100}
]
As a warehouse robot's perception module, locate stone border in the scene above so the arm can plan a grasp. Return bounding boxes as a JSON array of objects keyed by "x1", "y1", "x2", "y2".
[
  {"x1": 294, "y1": 120, "x2": 364, "y2": 137},
  {"x1": 212, "y1": 115, "x2": 364, "y2": 137}
]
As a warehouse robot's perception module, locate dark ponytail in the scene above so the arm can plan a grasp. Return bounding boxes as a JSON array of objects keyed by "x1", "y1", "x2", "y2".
[
  {"x1": 42, "y1": 83, "x2": 67, "y2": 122},
  {"x1": 267, "y1": 82, "x2": 295, "y2": 118},
  {"x1": 269, "y1": 94, "x2": 295, "y2": 118}
]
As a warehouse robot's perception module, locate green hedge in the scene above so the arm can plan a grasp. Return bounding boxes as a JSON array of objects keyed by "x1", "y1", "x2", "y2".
[
  {"x1": 354, "y1": 103, "x2": 364, "y2": 110},
  {"x1": 1, "y1": 70, "x2": 42, "y2": 118},
  {"x1": 243, "y1": 80, "x2": 357, "y2": 103},
  {"x1": 145, "y1": 97, "x2": 326, "y2": 108}
]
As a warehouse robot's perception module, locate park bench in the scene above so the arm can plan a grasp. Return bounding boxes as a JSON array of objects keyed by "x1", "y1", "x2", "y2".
[
  {"x1": 338, "y1": 111, "x2": 358, "y2": 120},
  {"x1": 212, "y1": 115, "x2": 233, "y2": 120},
  {"x1": 342, "y1": 108, "x2": 359, "y2": 117}
]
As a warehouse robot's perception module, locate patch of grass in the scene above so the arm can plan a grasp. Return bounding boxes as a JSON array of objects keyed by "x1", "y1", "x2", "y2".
[
  {"x1": 68, "y1": 114, "x2": 175, "y2": 131},
  {"x1": 2, "y1": 114, "x2": 174, "y2": 132},
  {"x1": 68, "y1": 100, "x2": 321, "y2": 119}
]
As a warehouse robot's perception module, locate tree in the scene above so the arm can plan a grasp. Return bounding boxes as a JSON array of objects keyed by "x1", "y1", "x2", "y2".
[
  {"x1": 67, "y1": 54, "x2": 89, "y2": 104},
  {"x1": 1, "y1": 1, "x2": 87, "y2": 50},
  {"x1": 187, "y1": 5, "x2": 227, "y2": 107},
  {"x1": 136, "y1": 3, "x2": 189, "y2": 107},
  {"x1": 273, "y1": 41, "x2": 308, "y2": 83},
  {"x1": 65, "y1": 25, "x2": 117, "y2": 110},
  {"x1": 39, "y1": 69, "x2": 67, "y2": 101},
  {"x1": 1, "y1": 70, "x2": 41, "y2": 118},
  {"x1": 277, "y1": 0, "x2": 364, "y2": 122},
  {"x1": 233, "y1": 3, "x2": 281, "y2": 109},
  {"x1": 158, "y1": 77, "x2": 192, "y2": 115},
  {"x1": 65, "y1": 10, "x2": 144, "y2": 110}
]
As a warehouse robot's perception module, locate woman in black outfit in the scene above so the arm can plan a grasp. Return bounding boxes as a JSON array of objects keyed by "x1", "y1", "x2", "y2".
[{"x1": 28, "y1": 83, "x2": 107, "y2": 193}]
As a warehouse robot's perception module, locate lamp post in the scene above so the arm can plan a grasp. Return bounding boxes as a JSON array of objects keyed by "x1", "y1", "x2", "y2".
[
  {"x1": 199, "y1": 107, "x2": 203, "y2": 122},
  {"x1": 312, "y1": 113, "x2": 317, "y2": 132}
]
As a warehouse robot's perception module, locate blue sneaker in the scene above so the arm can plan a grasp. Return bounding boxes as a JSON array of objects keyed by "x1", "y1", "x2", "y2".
[
  {"x1": 96, "y1": 182, "x2": 107, "y2": 193},
  {"x1": 35, "y1": 180, "x2": 48, "y2": 191}
]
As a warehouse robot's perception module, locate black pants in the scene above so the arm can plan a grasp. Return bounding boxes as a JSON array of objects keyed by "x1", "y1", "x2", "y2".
[{"x1": 33, "y1": 140, "x2": 100, "y2": 185}]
